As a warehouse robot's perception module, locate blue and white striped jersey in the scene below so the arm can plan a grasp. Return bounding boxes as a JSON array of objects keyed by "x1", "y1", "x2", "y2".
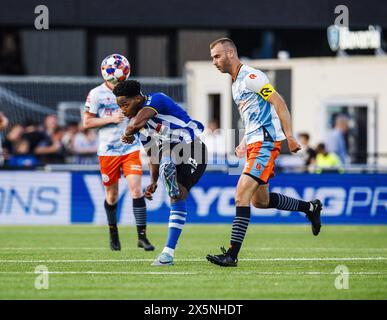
[{"x1": 140, "y1": 92, "x2": 204, "y2": 144}]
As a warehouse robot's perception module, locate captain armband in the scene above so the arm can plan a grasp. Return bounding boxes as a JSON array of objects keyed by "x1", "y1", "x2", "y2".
[{"x1": 258, "y1": 83, "x2": 276, "y2": 100}]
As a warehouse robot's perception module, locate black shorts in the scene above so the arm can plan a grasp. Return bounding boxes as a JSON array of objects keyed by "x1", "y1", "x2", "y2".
[{"x1": 161, "y1": 139, "x2": 208, "y2": 191}]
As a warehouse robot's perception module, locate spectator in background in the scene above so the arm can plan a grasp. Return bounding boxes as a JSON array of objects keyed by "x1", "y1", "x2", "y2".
[
  {"x1": 202, "y1": 120, "x2": 226, "y2": 164},
  {"x1": 315, "y1": 143, "x2": 342, "y2": 173},
  {"x1": 35, "y1": 127, "x2": 66, "y2": 164},
  {"x1": 2, "y1": 123, "x2": 23, "y2": 162},
  {"x1": 298, "y1": 132, "x2": 316, "y2": 167},
  {"x1": 62, "y1": 121, "x2": 80, "y2": 153},
  {"x1": 0, "y1": 112, "x2": 9, "y2": 165},
  {"x1": 21, "y1": 119, "x2": 46, "y2": 154},
  {"x1": 326, "y1": 114, "x2": 349, "y2": 164},
  {"x1": 72, "y1": 128, "x2": 98, "y2": 164},
  {"x1": 7, "y1": 139, "x2": 38, "y2": 167},
  {"x1": 22, "y1": 115, "x2": 59, "y2": 156},
  {"x1": 0, "y1": 32, "x2": 25, "y2": 75},
  {"x1": 44, "y1": 114, "x2": 59, "y2": 138}
]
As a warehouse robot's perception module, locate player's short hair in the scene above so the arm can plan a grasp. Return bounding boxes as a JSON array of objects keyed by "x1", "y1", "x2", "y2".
[
  {"x1": 209, "y1": 38, "x2": 237, "y2": 51},
  {"x1": 113, "y1": 80, "x2": 141, "y2": 97}
]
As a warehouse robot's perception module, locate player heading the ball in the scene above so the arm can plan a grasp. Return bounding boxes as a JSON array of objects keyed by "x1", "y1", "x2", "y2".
[{"x1": 83, "y1": 54, "x2": 154, "y2": 252}]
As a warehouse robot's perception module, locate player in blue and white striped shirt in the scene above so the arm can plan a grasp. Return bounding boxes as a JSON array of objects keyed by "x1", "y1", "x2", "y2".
[{"x1": 113, "y1": 80, "x2": 208, "y2": 266}]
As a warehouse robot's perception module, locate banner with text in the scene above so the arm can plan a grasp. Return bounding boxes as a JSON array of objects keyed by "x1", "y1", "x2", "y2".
[{"x1": 1, "y1": 171, "x2": 386, "y2": 224}]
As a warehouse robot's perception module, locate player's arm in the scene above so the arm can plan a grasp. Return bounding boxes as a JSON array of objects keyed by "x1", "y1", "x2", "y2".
[
  {"x1": 144, "y1": 146, "x2": 160, "y2": 200},
  {"x1": 83, "y1": 90, "x2": 125, "y2": 129},
  {"x1": 235, "y1": 136, "x2": 246, "y2": 158},
  {"x1": 267, "y1": 93, "x2": 301, "y2": 153},
  {"x1": 83, "y1": 111, "x2": 124, "y2": 129},
  {"x1": 122, "y1": 108, "x2": 156, "y2": 144},
  {"x1": 245, "y1": 71, "x2": 301, "y2": 153},
  {"x1": 0, "y1": 112, "x2": 9, "y2": 131}
]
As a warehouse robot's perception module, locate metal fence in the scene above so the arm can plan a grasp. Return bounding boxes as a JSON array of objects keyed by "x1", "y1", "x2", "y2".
[{"x1": 0, "y1": 76, "x2": 186, "y2": 127}]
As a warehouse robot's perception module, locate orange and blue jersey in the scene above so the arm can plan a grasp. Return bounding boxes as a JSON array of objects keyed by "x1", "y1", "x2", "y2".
[
  {"x1": 232, "y1": 64, "x2": 286, "y2": 145},
  {"x1": 232, "y1": 64, "x2": 285, "y2": 183}
]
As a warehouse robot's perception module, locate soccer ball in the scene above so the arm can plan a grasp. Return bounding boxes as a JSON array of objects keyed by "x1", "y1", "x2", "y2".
[{"x1": 101, "y1": 54, "x2": 130, "y2": 85}]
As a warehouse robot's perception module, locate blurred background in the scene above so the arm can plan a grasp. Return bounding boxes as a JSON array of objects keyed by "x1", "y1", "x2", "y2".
[{"x1": 0, "y1": 0, "x2": 386, "y2": 225}]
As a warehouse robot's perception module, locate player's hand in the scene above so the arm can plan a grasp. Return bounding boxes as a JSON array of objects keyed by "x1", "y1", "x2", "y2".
[
  {"x1": 235, "y1": 143, "x2": 246, "y2": 158},
  {"x1": 121, "y1": 132, "x2": 135, "y2": 144},
  {"x1": 144, "y1": 182, "x2": 158, "y2": 200},
  {"x1": 111, "y1": 110, "x2": 125, "y2": 124},
  {"x1": 0, "y1": 112, "x2": 8, "y2": 129},
  {"x1": 287, "y1": 135, "x2": 301, "y2": 153}
]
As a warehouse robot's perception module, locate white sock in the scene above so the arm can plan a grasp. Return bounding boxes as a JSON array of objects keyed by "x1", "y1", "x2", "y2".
[{"x1": 162, "y1": 247, "x2": 175, "y2": 257}]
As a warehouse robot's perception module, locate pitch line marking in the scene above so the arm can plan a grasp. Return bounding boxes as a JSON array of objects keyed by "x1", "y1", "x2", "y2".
[
  {"x1": 0, "y1": 271, "x2": 385, "y2": 276},
  {"x1": 0, "y1": 247, "x2": 386, "y2": 251},
  {"x1": 0, "y1": 271, "x2": 196, "y2": 275},
  {"x1": 0, "y1": 257, "x2": 386, "y2": 263}
]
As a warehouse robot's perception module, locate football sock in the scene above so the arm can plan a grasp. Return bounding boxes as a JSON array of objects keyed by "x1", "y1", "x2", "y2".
[
  {"x1": 268, "y1": 193, "x2": 312, "y2": 213},
  {"x1": 229, "y1": 206, "x2": 250, "y2": 260},
  {"x1": 104, "y1": 200, "x2": 117, "y2": 227},
  {"x1": 162, "y1": 200, "x2": 187, "y2": 257},
  {"x1": 133, "y1": 196, "x2": 147, "y2": 239}
]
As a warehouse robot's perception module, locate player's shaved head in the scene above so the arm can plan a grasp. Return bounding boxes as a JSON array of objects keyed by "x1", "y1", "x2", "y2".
[
  {"x1": 210, "y1": 38, "x2": 240, "y2": 75},
  {"x1": 209, "y1": 38, "x2": 237, "y2": 53}
]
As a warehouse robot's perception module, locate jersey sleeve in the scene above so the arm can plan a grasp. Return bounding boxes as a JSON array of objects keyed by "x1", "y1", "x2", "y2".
[
  {"x1": 84, "y1": 90, "x2": 99, "y2": 114},
  {"x1": 143, "y1": 93, "x2": 165, "y2": 114},
  {"x1": 244, "y1": 70, "x2": 276, "y2": 101}
]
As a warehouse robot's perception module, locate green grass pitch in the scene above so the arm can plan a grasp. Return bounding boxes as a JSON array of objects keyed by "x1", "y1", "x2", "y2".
[{"x1": 0, "y1": 224, "x2": 386, "y2": 299}]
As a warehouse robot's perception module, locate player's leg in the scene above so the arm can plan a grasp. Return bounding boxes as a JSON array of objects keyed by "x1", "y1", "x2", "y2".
[
  {"x1": 251, "y1": 183, "x2": 322, "y2": 236},
  {"x1": 152, "y1": 185, "x2": 189, "y2": 266},
  {"x1": 104, "y1": 183, "x2": 121, "y2": 250},
  {"x1": 206, "y1": 173, "x2": 259, "y2": 267},
  {"x1": 152, "y1": 140, "x2": 207, "y2": 266},
  {"x1": 123, "y1": 151, "x2": 155, "y2": 251},
  {"x1": 159, "y1": 143, "x2": 180, "y2": 199},
  {"x1": 99, "y1": 156, "x2": 122, "y2": 251},
  {"x1": 125, "y1": 173, "x2": 155, "y2": 251}
]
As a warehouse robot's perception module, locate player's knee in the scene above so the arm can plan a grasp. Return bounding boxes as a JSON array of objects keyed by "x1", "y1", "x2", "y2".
[
  {"x1": 252, "y1": 197, "x2": 269, "y2": 208},
  {"x1": 130, "y1": 187, "x2": 143, "y2": 199},
  {"x1": 105, "y1": 191, "x2": 119, "y2": 205},
  {"x1": 235, "y1": 193, "x2": 250, "y2": 207}
]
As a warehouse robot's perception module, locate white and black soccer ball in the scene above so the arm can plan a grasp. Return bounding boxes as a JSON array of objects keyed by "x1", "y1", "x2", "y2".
[{"x1": 101, "y1": 54, "x2": 130, "y2": 85}]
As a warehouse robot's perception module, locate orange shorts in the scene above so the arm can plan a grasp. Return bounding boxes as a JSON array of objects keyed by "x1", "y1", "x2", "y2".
[
  {"x1": 99, "y1": 150, "x2": 142, "y2": 186},
  {"x1": 243, "y1": 141, "x2": 282, "y2": 184}
]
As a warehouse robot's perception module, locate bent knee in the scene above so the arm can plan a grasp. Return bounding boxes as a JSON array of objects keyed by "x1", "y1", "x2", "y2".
[{"x1": 252, "y1": 198, "x2": 269, "y2": 208}]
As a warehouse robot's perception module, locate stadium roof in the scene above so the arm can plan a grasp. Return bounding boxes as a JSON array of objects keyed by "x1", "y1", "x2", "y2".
[{"x1": 2, "y1": 0, "x2": 387, "y2": 29}]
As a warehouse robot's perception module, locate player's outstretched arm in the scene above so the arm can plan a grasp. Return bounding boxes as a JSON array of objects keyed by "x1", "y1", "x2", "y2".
[
  {"x1": 122, "y1": 108, "x2": 156, "y2": 144},
  {"x1": 83, "y1": 111, "x2": 124, "y2": 129},
  {"x1": 268, "y1": 92, "x2": 301, "y2": 153}
]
